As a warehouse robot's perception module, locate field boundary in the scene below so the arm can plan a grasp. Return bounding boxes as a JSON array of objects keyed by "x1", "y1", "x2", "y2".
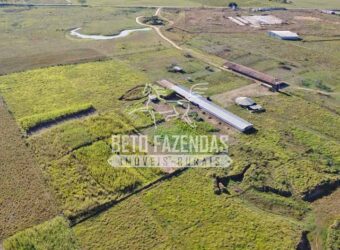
[
  {"x1": 25, "y1": 106, "x2": 96, "y2": 135},
  {"x1": 68, "y1": 167, "x2": 189, "y2": 226}
]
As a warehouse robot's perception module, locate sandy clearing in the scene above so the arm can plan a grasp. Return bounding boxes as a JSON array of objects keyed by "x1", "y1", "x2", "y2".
[{"x1": 212, "y1": 83, "x2": 277, "y2": 107}]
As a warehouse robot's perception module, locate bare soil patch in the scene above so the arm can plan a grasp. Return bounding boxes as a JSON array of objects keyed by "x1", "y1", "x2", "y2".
[
  {"x1": 294, "y1": 16, "x2": 321, "y2": 21},
  {"x1": 166, "y1": 8, "x2": 340, "y2": 37},
  {"x1": 212, "y1": 83, "x2": 276, "y2": 107}
]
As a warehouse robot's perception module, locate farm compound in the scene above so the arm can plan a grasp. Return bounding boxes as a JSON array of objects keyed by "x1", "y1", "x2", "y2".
[{"x1": 157, "y1": 80, "x2": 254, "y2": 132}]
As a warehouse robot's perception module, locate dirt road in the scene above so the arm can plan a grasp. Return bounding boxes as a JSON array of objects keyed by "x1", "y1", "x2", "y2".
[
  {"x1": 136, "y1": 15, "x2": 182, "y2": 50},
  {"x1": 136, "y1": 8, "x2": 264, "y2": 83}
]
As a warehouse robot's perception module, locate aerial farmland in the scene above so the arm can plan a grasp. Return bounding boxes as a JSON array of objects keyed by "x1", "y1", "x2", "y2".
[{"x1": 0, "y1": 0, "x2": 339, "y2": 249}]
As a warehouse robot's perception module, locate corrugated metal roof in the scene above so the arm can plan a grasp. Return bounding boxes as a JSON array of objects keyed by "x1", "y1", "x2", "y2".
[
  {"x1": 158, "y1": 80, "x2": 253, "y2": 132},
  {"x1": 224, "y1": 62, "x2": 283, "y2": 88},
  {"x1": 235, "y1": 97, "x2": 256, "y2": 107},
  {"x1": 269, "y1": 31, "x2": 300, "y2": 38}
]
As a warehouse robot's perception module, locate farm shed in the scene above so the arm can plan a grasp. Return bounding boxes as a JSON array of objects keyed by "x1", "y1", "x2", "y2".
[
  {"x1": 235, "y1": 97, "x2": 255, "y2": 107},
  {"x1": 252, "y1": 7, "x2": 287, "y2": 12},
  {"x1": 321, "y1": 10, "x2": 340, "y2": 15},
  {"x1": 235, "y1": 97, "x2": 265, "y2": 112},
  {"x1": 268, "y1": 31, "x2": 301, "y2": 41},
  {"x1": 223, "y1": 62, "x2": 285, "y2": 91},
  {"x1": 157, "y1": 80, "x2": 254, "y2": 132},
  {"x1": 168, "y1": 65, "x2": 185, "y2": 73}
]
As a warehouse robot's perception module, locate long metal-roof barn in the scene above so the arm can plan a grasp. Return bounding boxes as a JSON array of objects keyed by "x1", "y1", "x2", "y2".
[
  {"x1": 223, "y1": 62, "x2": 285, "y2": 91},
  {"x1": 157, "y1": 80, "x2": 254, "y2": 132}
]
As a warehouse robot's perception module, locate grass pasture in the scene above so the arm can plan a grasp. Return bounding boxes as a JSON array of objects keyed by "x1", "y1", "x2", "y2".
[
  {"x1": 66, "y1": 0, "x2": 340, "y2": 8},
  {"x1": 0, "y1": 60, "x2": 148, "y2": 121},
  {"x1": 19, "y1": 103, "x2": 94, "y2": 133},
  {"x1": 166, "y1": 8, "x2": 340, "y2": 101},
  {"x1": 0, "y1": 6, "x2": 160, "y2": 75},
  {"x1": 0, "y1": 99, "x2": 58, "y2": 240},
  {"x1": 0, "y1": 46, "x2": 250, "y2": 218},
  {"x1": 326, "y1": 220, "x2": 340, "y2": 250},
  {"x1": 119, "y1": 48, "x2": 252, "y2": 96},
  {"x1": 50, "y1": 140, "x2": 163, "y2": 217},
  {"x1": 225, "y1": 93, "x2": 340, "y2": 199},
  {"x1": 3, "y1": 216, "x2": 79, "y2": 250},
  {"x1": 0, "y1": 59, "x2": 168, "y2": 217},
  {"x1": 74, "y1": 168, "x2": 304, "y2": 250},
  {"x1": 0, "y1": 2, "x2": 339, "y2": 248}
]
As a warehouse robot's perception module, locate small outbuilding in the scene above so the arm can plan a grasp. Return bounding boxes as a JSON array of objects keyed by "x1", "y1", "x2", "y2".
[
  {"x1": 228, "y1": 2, "x2": 239, "y2": 10},
  {"x1": 168, "y1": 65, "x2": 186, "y2": 74},
  {"x1": 235, "y1": 97, "x2": 255, "y2": 107},
  {"x1": 149, "y1": 95, "x2": 159, "y2": 103},
  {"x1": 235, "y1": 97, "x2": 265, "y2": 113},
  {"x1": 268, "y1": 31, "x2": 301, "y2": 41}
]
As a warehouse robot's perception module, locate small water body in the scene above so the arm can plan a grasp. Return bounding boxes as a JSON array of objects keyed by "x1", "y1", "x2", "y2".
[{"x1": 70, "y1": 27, "x2": 151, "y2": 40}]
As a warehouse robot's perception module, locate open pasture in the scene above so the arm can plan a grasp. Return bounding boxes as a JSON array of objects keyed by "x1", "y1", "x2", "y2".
[
  {"x1": 0, "y1": 1, "x2": 339, "y2": 248},
  {"x1": 119, "y1": 48, "x2": 252, "y2": 96},
  {"x1": 28, "y1": 0, "x2": 340, "y2": 8},
  {"x1": 49, "y1": 140, "x2": 164, "y2": 217},
  {"x1": 0, "y1": 6, "x2": 159, "y2": 74},
  {"x1": 0, "y1": 98, "x2": 58, "y2": 240},
  {"x1": 164, "y1": 8, "x2": 340, "y2": 100},
  {"x1": 3, "y1": 216, "x2": 79, "y2": 250},
  {"x1": 0, "y1": 59, "x2": 168, "y2": 217},
  {"x1": 74, "y1": 168, "x2": 304, "y2": 250},
  {"x1": 223, "y1": 93, "x2": 340, "y2": 200},
  {"x1": 0, "y1": 60, "x2": 148, "y2": 122}
]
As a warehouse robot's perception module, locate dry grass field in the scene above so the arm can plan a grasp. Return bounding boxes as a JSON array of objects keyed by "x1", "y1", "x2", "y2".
[
  {"x1": 0, "y1": 6, "x2": 158, "y2": 75},
  {"x1": 19, "y1": 0, "x2": 340, "y2": 8},
  {"x1": 0, "y1": 98, "x2": 58, "y2": 240},
  {"x1": 163, "y1": 8, "x2": 340, "y2": 102},
  {"x1": 74, "y1": 169, "x2": 305, "y2": 250},
  {"x1": 0, "y1": 2, "x2": 339, "y2": 249}
]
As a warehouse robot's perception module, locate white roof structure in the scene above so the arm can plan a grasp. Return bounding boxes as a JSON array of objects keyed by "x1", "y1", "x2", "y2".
[
  {"x1": 235, "y1": 97, "x2": 256, "y2": 107},
  {"x1": 268, "y1": 31, "x2": 301, "y2": 40},
  {"x1": 157, "y1": 80, "x2": 254, "y2": 132}
]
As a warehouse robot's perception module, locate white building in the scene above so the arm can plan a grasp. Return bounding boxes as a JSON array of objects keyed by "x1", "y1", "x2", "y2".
[
  {"x1": 157, "y1": 80, "x2": 254, "y2": 132},
  {"x1": 268, "y1": 31, "x2": 301, "y2": 41}
]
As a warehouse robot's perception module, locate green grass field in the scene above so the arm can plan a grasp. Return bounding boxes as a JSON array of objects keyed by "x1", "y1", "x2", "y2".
[
  {"x1": 0, "y1": 60, "x2": 148, "y2": 120},
  {"x1": 0, "y1": 59, "x2": 165, "y2": 217},
  {"x1": 1, "y1": 1, "x2": 339, "y2": 249},
  {"x1": 326, "y1": 219, "x2": 340, "y2": 249},
  {"x1": 23, "y1": 0, "x2": 340, "y2": 8},
  {"x1": 224, "y1": 93, "x2": 340, "y2": 199},
  {"x1": 49, "y1": 139, "x2": 163, "y2": 217},
  {"x1": 0, "y1": 6, "x2": 159, "y2": 75},
  {"x1": 0, "y1": 98, "x2": 58, "y2": 241},
  {"x1": 119, "y1": 48, "x2": 252, "y2": 95},
  {"x1": 73, "y1": 168, "x2": 304, "y2": 250},
  {"x1": 165, "y1": 8, "x2": 340, "y2": 105},
  {"x1": 3, "y1": 216, "x2": 79, "y2": 250}
]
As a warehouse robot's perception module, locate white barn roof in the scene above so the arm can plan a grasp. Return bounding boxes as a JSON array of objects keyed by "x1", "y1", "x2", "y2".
[
  {"x1": 268, "y1": 31, "x2": 301, "y2": 40},
  {"x1": 157, "y1": 80, "x2": 254, "y2": 132},
  {"x1": 235, "y1": 97, "x2": 256, "y2": 107}
]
